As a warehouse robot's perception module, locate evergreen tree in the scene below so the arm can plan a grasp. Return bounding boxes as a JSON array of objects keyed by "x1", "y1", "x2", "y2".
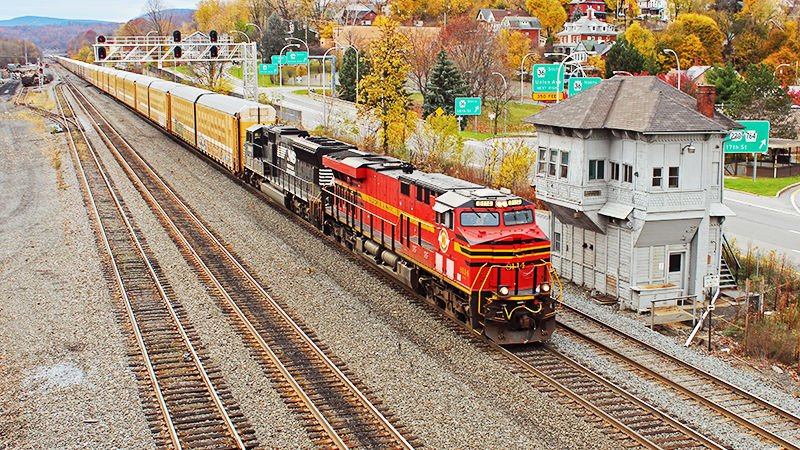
[
  {"x1": 604, "y1": 36, "x2": 649, "y2": 77},
  {"x1": 262, "y1": 12, "x2": 286, "y2": 62},
  {"x1": 422, "y1": 50, "x2": 467, "y2": 119},
  {"x1": 705, "y1": 63, "x2": 743, "y2": 104},
  {"x1": 337, "y1": 47, "x2": 369, "y2": 102},
  {"x1": 726, "y1": 63, "x2": 798, "y2": 139}
]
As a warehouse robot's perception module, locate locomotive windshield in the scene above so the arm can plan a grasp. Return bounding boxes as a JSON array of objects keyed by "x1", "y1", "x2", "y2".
[
  {"x1": 503, "y1": 209, "x2": 534, "y2": 226},
  {"x1": 460, "y1": 211, "x2": 500, "y2": 227}
]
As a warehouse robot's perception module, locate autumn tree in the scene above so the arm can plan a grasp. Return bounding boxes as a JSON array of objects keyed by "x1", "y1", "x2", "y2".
[
  {"x1": 483, "y1": 140, "x2": 536, "y2": 192},
  {"x1": 725, "y1": 63, "x2": 797, "y2": 138},
  {"x1": 411, "y1": 114, "x2": 468, "y2": 173},
  {"x1": 358, "y1": 16, "x2": 412, "y2": 154},
  {"x1": 668, "y1": 0, "x2": 713, "y2": 17},
  {"x1": 527, "y1": 0, "x2": 567, "y2": 36},
  {"x1": 624, "y1": 22, "x2": 655, "y2": 57},
  {"x1": 406, "y1": 28, "x2": 441, "y2": 100},
  {"x1": 660, "y1": 13, "x2": 725, "y2": 66},
  {"x1": 499, "y1": 30, "x2": 533, "y2": 72},
  {"x1": 440, "y1": 17, "x2": 502, "y2": 101}
]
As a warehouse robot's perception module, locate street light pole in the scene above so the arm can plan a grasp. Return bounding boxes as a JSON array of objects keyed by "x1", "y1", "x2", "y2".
[
  {"x1": 520, "y1": 52, "x2": 536, "y2": 102},
  {"x1": 544, "y1": 51, "x2": 586, "y2": 103},
  {"x1": 286, "y1": 36, "x2": 310, "y2": 91},
  {"x1": 492, "y1": 71, "x2": 507, "y2": 134},
  {"x1": 774, "y1": 63, "x2": 790, "y2": 78},
  {"x1": 663, "y1": 48, "x2": 680, "y2": 91},
  {"x1": 279, "y1": 43, "x2": 299, "y2": 88},
  {"x1": 230, "y1": 30, "x2": 250, "y2": 42},
  {"x1": 322, "y1": 45, "x2": 345, "y2": 98}
]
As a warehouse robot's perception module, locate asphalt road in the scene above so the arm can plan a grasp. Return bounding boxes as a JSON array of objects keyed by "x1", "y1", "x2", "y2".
[
  {"x1": 0, "y1": 79, "x2": 20, "y2": 97},
  {"x1": 723, "y1": 185, "x2": 800, "y2": 266}
]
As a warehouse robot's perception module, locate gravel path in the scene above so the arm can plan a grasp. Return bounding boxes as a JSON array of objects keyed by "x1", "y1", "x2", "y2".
[
  {"x1": 74, "y1": 77, "x2": 622, "y2": 448},
  {"x1": 0, "y1": 88, "x2": 153, "y2": 448}
]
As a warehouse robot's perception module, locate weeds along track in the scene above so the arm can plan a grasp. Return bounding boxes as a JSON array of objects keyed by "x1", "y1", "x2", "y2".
[
  {"x1": 63, "y1": 77, "x2": 417, "y2": 449},
  {"x1": 55, "y1": 83, "x2": 257, "y2": 449},
  {"x1": 556, "y1": 304, "x2": 800, "y2": 449}
]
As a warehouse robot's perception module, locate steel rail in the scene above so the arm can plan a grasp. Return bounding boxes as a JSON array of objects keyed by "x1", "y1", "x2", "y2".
[
  {"x1": 557, "y1": 307, "x2": 799, "y2": 449},
  {"x1": 54, "y1": 84, "x2": 182, "y2": 450},
  {"x1": 67, "y1": 79, "x2": 411, "y2": 449},
  {"x1": 562, "y1": 304, "x2": 800, "y2": 424},
  {"x1": 60, "y1": 82, "x2": 246, "y2": 449}
]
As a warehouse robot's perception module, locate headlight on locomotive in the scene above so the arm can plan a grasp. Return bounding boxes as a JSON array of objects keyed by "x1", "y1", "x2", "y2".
[
  {"x1": 498, "y1": 286, "x2": 510, "y2": 297},
  {"x1": 536, "y1": 282, "x2": 551, "y2": 294}
]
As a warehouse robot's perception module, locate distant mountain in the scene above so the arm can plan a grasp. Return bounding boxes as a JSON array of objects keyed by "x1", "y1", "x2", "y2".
[{"x1": 0, "y1": 16, "x2": 118, "y2": 27}]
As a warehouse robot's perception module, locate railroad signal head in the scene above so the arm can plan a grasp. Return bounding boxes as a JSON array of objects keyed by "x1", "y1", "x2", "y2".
[
  {"x1": 96, "y1": 35, "x2": 106, "y2": 44},
  {"x1": 209, "y1": 30, "x2": 217, "y2": 43},
  {"x1": 173, "y1": 30, "x2": 181, "y2": 42},
  {"x1": 210, "y1": 45, "x2": 218, "y2": 58},
  {"x1": 97, "y1": 47, "x2": 106, "y2": 59},
  {"x1": 173, "y1": 46, "x2": 182, "y2": 58}
]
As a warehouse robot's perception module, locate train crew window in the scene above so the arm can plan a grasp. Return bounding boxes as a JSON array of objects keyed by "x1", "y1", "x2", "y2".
[
  {"x1": 424, "y1": 189, "x2": 430, "y2": 204},
  {"x1": 623, "y1": 164, "x2": 633, "y2": 183},
  {"x1": 610, "y1": 162, "x2": 620, "y2": 181},
  {"x1": 437, "y1": 211, "x2": 454, "y2": 230},
  {"x1": 460, "y1": 211, "x2": 500, "y2": 227},
  {"x1": 588, "y1": 159, "x2": 604, "y2": 180},
  {"x1": 401, "y1": 182, "x2": 410, "y2": 196},
  {"x1": 560, "y1": 151, "x2": 569, "y2": 178},
  {"x1": 503, "y1": 209, "x2": 534, "y2": 226},
  {"x1": 668, "y1": 166, "x2": 679, "y2": 188}
]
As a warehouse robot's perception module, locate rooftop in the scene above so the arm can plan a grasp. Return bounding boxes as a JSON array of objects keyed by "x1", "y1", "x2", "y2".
[{"x1": 524, "y1": 76, "x2": 742, "y2": 133}]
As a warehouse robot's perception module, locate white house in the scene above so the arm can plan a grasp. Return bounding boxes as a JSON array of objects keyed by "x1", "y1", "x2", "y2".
[{"x1": 525, "y1": 76, "x2": 741, "y2": 312}]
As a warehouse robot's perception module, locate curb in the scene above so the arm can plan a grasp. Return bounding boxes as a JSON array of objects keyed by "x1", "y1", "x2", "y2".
[{"x1": 775, "y1": 181, "x2": 800, "y2": 197}]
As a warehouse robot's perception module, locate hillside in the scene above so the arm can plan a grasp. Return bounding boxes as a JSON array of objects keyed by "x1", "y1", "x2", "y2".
[{"x1": 0, "y1": 16, "x2": 117, "y2": 27}]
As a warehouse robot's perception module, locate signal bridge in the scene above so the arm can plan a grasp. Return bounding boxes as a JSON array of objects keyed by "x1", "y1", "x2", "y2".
[{"x1": 93, "y1": 31, "x2": 258, "y2": 101}]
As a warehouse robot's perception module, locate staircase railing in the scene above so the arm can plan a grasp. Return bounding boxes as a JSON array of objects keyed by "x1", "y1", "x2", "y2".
[{"x1": 721, "y1": 234, "x2": 740, "y2": 285}]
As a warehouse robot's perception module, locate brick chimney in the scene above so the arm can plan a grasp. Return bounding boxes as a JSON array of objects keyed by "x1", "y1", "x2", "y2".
[{"x1": 696, "y1": 84, "x2": 716, "y2": 118}]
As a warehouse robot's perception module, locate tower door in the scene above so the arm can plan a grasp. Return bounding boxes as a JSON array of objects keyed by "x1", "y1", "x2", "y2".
[{"x1": 667, "y1": 252, "x2": 685, "y2": 289}]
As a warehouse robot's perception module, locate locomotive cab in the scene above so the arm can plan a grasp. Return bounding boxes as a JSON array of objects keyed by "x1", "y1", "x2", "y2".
[{"x1": 436, "y1": 191, "x2": 556, "y2": 344}]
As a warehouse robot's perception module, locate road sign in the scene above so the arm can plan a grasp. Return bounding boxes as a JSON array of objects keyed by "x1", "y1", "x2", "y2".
[
  {"x1": 271, "y1": 55, "x2": 287, "y2": 65},
  {"x1": 455, "y1": 97, "x2": 481, "y2": 115},
  {"x1": 286, "y1": 51, "x2": 309, "y2": 65},
  {"x1": 532, "y1": 64, "x2": 564, "y2": 95},
  {"x1": 568, "y1": 77, "x2": 602, "y2": 96},
  {"x1": 532, "y1": 92, "x2": 565, "y2": 101},
  {"x1": 724, "y1": 120, "x2": 770, "y2": 154},
  {"x1": 435, "y1": 107, "x2": 444, "y2": 116},
  {"x1": 259, "y1": 63, "x2": 279, "y2": 75},
  {"x1": 488, "y1": 112, "x2": 496, "y2": 120}
]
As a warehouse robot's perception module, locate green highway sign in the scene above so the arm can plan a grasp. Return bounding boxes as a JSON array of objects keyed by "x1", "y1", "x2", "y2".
[
  {"x1": 532, "y1": 64, "x2": 564, "y2": 95},
  {"x1": 271, "y1": 55, "x2": 287, "y2": 65},
  {"x1": 286, "y1": 51, "x2": 309, "y2": 65},
  {"x1": 455, "y1": 97, "x2": 481, "y2": 115},
  {"x1": 259, "y1": 63, "x2": 279, "y2": 75},
  {"x1": 568, "y1": 77, "x2": 602, "y2": 96},
  {"x1": 725, "y1": 120, "x2": 770, "y2": 153}
]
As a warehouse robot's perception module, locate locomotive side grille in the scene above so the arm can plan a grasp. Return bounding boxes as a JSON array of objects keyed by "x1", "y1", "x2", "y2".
[{"x1": 319, "y1": 168, "x2": 335, "y2": 186}]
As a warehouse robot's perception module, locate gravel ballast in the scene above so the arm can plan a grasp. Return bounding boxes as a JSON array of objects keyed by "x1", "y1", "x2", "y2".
[
  {"x1": 73, "y1": 76, "x2": 623, "y2": 448},
  {"x1": 0, "y1": 89, "x2": 153, "y2": 448}
]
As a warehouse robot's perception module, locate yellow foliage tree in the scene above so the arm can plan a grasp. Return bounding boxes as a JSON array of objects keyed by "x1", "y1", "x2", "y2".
[
  {"x1": 624, "y1": 22, "x2": 655, "y2": 56},
  {"x1": 358, "y1": 16, "x2": 412, "y2": 155},
  {"x1": 668, "y1": 0, "x2": 713, "y2": 17},
  {"x1": 527, "y1": 0, "x2": 567, "y2": 36},
  {"x1": 661, "y1": 13, "x2": 724, "y2": 65},
  {"x1": 483, "y1": 140, "x2": 536, "y2": 192},
  {"x1": 623, "y1": 0, "x2": 641, "y2": 23},
  {"x1": 736, "y1": 0, "x2": 780, "y2": 26},
  {"x1": 588, "y1": 54, "x2": 605, "y2": 77},
  {"x1": 499, "y1": 30, "x2": 533, "y2": 72},
  {"x1": 412, "y1": 114, "x2": 468, "y2": 172},
  {"x1": 763, "y1": 47, "x2": 799, "y2": 84},
  {"x1": 680, "y1": 34, "x2": 705, "y2": 67}
]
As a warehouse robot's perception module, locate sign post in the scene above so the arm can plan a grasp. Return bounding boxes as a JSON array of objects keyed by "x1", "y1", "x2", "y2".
[
  {"x1": 455, "y1": 97, "x2": 481, "y2": 135},
  {"x1": 724, "y1": 120, "x2": 769, "y2": 182},
  {"x1": 532, "y1": 64, "x2": 564, "y2": 101}
]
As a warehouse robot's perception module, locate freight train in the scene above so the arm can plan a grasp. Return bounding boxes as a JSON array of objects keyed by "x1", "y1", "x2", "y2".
[{"x1": 57, "y1": 57, "x2": 557, "y2": 344}]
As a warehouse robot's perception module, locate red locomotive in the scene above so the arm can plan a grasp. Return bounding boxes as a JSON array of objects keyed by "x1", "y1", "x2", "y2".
[{"x1": 246, "y1": 125, "x2": 557, "y2": 344}]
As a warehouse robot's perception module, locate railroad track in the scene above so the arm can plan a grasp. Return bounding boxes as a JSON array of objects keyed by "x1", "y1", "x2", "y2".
[
  {"x1": 63, "y1": 76, "x2": 417, "y2": 449},
  {"x1": 555, "y1": 304, "x2": 800, "y2": 449},
  {"x1": 56, "y1": 83, "x2": 257, "y2": 448}
]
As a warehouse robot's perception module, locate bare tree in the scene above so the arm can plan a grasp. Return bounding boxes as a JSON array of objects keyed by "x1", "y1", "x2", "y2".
[
  {"x1": 406, "y1": 28, "x2": 441, "y2": 99},
  {"x1": 440, "y1": 17, "x2": 502, "y2": 102},
  {"x1": 144, "y1": 0, "x2": 173, "y2": 36}
]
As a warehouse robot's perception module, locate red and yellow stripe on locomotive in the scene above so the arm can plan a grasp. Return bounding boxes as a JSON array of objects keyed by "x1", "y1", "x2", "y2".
[{"x1": 323, "y1": 151, "x2": 556, "y2": 344}]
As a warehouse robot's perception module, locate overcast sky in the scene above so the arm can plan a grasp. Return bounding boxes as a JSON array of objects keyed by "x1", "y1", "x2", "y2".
[{"x1": 1, "y1": 0, "x2": 198, "y2": 23}]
